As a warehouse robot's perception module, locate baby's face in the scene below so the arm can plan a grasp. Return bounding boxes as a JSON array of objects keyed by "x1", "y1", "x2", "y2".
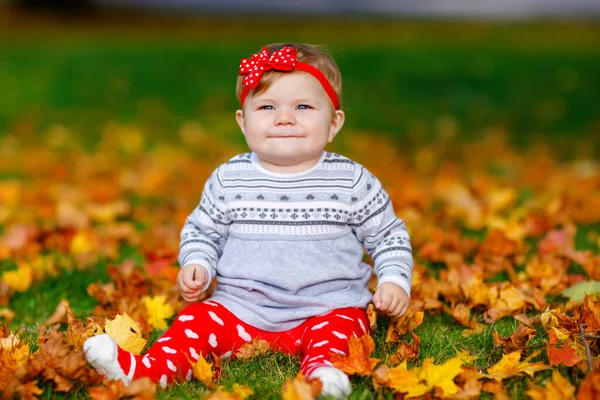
[{"x1": 236, "y1": 72, "x2": 344, "y2": 173}]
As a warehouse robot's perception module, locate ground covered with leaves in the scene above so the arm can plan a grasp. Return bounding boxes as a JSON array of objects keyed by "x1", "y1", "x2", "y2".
[{"x1": 1, "y1": 124, "x2": 599, "y2": 399}]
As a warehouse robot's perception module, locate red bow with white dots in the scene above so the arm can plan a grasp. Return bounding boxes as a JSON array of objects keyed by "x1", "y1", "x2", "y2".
[
  {"x1": 239, "y1": 46, "x2": 297, "y2": 89},
  {"x1": 238, "y1": 46, "x2": 340, "y2": 109}
]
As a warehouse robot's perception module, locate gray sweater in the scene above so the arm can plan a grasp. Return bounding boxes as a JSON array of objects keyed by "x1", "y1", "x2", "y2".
[{"x1": 178, "y1": 151, "x2": 413, "y2": 331}]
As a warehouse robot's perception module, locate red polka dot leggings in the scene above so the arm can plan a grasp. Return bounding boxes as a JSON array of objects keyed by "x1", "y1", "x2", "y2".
[{"x1": 114, "y1": 300, "x2": 369, "y2": 387}]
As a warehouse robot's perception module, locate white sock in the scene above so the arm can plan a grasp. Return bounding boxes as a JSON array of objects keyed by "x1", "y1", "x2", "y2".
[
  {"x1": 309, "y1": 366, "x2": 351, "y2": 399},
  {"x1": 83, "y1": 333, "x2": 131, "y2": 385}
]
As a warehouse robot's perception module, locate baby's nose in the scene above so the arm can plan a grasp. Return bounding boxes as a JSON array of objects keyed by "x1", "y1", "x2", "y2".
[{"x1": 275, "y1": 110, "x2": 296, "y2": 125}]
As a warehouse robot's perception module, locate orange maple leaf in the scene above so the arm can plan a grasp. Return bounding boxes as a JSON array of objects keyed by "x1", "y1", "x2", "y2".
[
  {"x1": 330, "y1": 335, "x2": 380, "y2": 376},
  {"x1": 577, "y1": 370, "x2": 600, "y2": 400},
  {"x1": 546, "y1": 330, "x2": 582, "y2": 367},
  {"x1": 483, "y1": 351, "x2": 551, "y2": 381}
]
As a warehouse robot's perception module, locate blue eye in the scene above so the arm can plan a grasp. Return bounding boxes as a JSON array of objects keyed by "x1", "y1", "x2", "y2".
[
  {"x1": 297, "y1": 104, "x2": 311, "y2": 110},
  {"x1": 259, "y1": 105, "x2": 274, "y2": 110}
]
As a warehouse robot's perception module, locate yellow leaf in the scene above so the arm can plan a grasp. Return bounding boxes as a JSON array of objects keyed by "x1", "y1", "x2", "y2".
[
  {"x1": 70, "y1": 230, "x2": 98, "y2": 254},
  {"x1": 282, "y1": 373, "x2": 320, "y2": 400},
  {"x1": 187, "y1": 352, "x2": 215, "y2": 389},
  {"x1": 104, "y1": 313, "x2": 147, "y2": 355},
  {"x1": 0, "y1": 308, "x2": 15, "y2": 323},
  {"x1": 231, "y1": 384, "x2": 254, "y2": 399},
  {"x1": 387, "y1": 360, "x2": 428, "y2": 398},
  {"x1": 204, "y1": 385, "x2": 254, "y2": 400},
  {"x1": 0, "y1": 333, "x2": 30, "y2": 371},
  {"x1": 484, "y1": 351, "x2": 551, "y2": 381},
  {"x1": 417, "y1": 356, "x2": 462, "y2": 397},
  {"x1": 526, "y1": 369, "x2": 575, "y2": 400},
  {"x1": 143, "y1": 295, "x2": 174, "y2": 330},
  {"x1": 2, "y1": 262, "x2": 32, "y2": 292},
  {"x1": 388, "y1": 356, "x2": 464, "y2": 398}
]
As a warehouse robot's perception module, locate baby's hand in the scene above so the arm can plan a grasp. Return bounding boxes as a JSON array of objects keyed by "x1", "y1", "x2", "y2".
[
  {"x1": 177, "y1": 264, "x2": 209, "y2": 303},
  {"x1": 373, "y1": 282, "x2": 410, "y2": 319}
]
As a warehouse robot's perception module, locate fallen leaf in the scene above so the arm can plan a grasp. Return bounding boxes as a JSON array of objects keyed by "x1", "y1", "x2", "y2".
[
  {"x1": 526, "y1": 369, "x2": 575, "y2": 400},
  {"x1": 484, "y1": 351, "x2": 551, "y2": 381},
  {"x1": 577, "y1": 370, "x2": 600, "y2": 400},
  {"x1": 386, "y1": 360, "x2": 426, "y2": 397},
  {"x1": 1, "y1": 262, "x2": 32, "y2": 292},
  {"x1": 205, "y1": 384, "x2": 254, "y2": 400},
  {"x1": 366, "y1": 302, "x2": 377, "y2": 330},
  {"x1": 30, "y1": 326, "x2": 102, "y2": 391},
  {"x1": 330, "y1": 335, "x2": 380, "y2": 376},
  {"x1": 88, "y1": 376, "x2": 156, "y2": 400},
  {"x1": 387, "y1": 332, "x2": 420, "y2": 366},
  {"x1": 385, "y1": 311, "x2": 424, "y2": 342},
  {"x1": 234, "y1": 338, "x2": 271, "y2": 360},
  {"x1": 45, "y1": 299, "x2": 71, "y2": 326},
  {"x1": 387, "y1": 355, "x2": 463, "y2": 398},
  {"x1": 493, "y1": 324, "x2": 537, "y2": 353},
  {"x1": 142, "y1": 295, "x2": 174, "y2": 330},
  {"x1": 453, "y1": 366, "x2": 482, "y2": 400},
  {"x1": 104, "y1": 313, "x2": 147, "y2": 355},
  {"x1": 187, "y1": 352, "x2": 215, "y2": 389},
  {"x1": 547, "y1": 330, "x2": 582, "y2": 367},
  {"x1": 562, "y1": 281, "x2": 600, "y2": 302},
  {"x1": 281, "y1": 373, "x2": 320, "y2": 400}
]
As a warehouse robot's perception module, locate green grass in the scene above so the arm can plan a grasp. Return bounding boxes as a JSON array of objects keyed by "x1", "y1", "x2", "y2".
[{"x1": 1, "y1": 18, "x2": 599, "y2": 155}]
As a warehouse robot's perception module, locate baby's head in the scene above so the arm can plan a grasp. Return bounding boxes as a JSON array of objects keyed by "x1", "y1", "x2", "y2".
[
  {"x1": 235, "y1": 43, "x2": 346, "y2": 173},
  {"x1": 235, "y1": 43, "x2": 343, "y2": 110}
]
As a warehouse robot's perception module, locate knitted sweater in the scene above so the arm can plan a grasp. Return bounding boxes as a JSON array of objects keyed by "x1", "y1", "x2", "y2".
[{"x1": 178, "y1": 151, "x2": 413, "y2": 331}]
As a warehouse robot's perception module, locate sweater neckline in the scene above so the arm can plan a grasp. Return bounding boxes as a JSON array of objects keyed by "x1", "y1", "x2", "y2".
[{"x1": 250, "y1": 152, "x2": 326, "y2": 178}]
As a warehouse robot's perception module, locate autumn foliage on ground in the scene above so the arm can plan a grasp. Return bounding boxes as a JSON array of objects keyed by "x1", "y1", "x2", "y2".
[{"x1": 1, "y1": 124, "x2": 600, "y2": 399}]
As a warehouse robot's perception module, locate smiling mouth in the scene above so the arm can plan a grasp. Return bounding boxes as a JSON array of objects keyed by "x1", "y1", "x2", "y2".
[{"x1": 268, "y1": 135, "x2": 305, "y2": 138}]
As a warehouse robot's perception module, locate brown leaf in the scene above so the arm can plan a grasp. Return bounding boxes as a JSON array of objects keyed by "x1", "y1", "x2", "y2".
[
  {"x1": 366, "y1": 302, "x2": 377, "y2": 331},
  {"x1": 88, "y1": 377, "x2": 156, "y2": 400},
  {"x1": 234, "y1": 338, "x2": 271, "y2": 360},
  {"x1": 371, "y1": 364, "x2": 390, "y2": 390},
  {"x1": 385, "y1": 310, "x2": 424, "y2": 342},
  {"x1": 31, "y1": 326, "x2": 102, "y2": 391},
  {"x1": 281, "y1": 373, "x2": 321, "y2": 400},
  {"x1": 330, "y1": 335, "x2": 380, "y2": 376},
  {"x1": 45, "y1": 299, "x2": 70, "y2": 326},
  {"x1": 482, "y1": 380, "x2": 510, "y2": 400},
  {"x1": 387, "y1": 332, "x2": 420, "y2": 366},
  {"x1": 453, "y1": 367, "x2": 482, "y2": 400},
  {"x1": 493, "y1": 324, "x2": 537, "y2": 354}
]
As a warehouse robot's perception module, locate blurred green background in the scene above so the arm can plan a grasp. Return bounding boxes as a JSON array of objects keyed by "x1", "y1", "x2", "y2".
[{"x1": 1, "y1": 5, "x2": 599, "y2": 156}]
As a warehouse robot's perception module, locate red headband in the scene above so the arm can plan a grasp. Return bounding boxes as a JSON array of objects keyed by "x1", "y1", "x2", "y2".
[{"x1": 238, "y1": 46, "x2": 340, "y2": 110}]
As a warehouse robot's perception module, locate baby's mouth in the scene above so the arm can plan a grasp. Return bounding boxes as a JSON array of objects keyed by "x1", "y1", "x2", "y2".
[{"x1": 268, "y1": 133, "x2": 305, "y2": 138}]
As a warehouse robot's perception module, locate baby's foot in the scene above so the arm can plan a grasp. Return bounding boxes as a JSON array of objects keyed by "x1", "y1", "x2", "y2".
[
  {"x1": 83, "y1": 333, "x2": 131, "y2": 385},
  {"x1": 310, "y1": 366, "x2": 351, "y2": 399}
]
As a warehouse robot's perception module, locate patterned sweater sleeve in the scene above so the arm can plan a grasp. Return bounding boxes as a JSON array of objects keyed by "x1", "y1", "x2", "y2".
[
  {"x1": 178, "y1": 167, "x2": 230, "y2": 288},
  {"x1": 349, "y1": 165, "x2": 414, "y2": 295}
]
